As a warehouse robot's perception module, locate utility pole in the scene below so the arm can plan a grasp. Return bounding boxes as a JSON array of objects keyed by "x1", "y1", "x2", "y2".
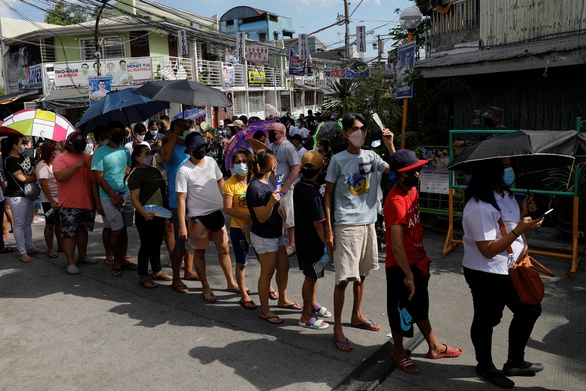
[
  {"x1": 94, "y1": 0, "x2": 109, "y2": 76},
  {"x1": 344, "y1": 0, "x2": 350, "y2": 62}
]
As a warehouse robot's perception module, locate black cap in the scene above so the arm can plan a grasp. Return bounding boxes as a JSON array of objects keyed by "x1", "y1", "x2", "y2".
[{"x1": 390, "y1": 149, "x2": 428, "y2": 172}]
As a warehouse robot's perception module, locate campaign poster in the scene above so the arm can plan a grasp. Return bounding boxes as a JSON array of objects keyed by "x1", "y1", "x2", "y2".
[
  {"x1": 288, "y1": 48, "x2": 305, "y2": 76},
  {"x1": 396, "y1": 42, "x2": 415, "y2": 99},
  {"x1": 236, "y1": 32, "x2": 246, "y2": 59},
  {"x1": 246, "y1": 46, "x2": 268, "y2": 65},
  {"x1": 356, "y1": 26, "x2": 367, "y2": 53},
  {"x1": 223, "y1": 65, "x2": 235, "y2": 87},
  {"x1": 21, "y1": 64, "x2": 43, "y2": 90},
  {"x1": 89, "y1": 76, "x2": 111, "y2": 105},
  {"x1": 323, "y1": 68, "x2": 370, "y2": 85},
  {"x1": 54, "y1": 61, "x2": 99, "y2": 88},
  {"x1": 54, "y1": 58, "x2": 153, "y2": 89}
]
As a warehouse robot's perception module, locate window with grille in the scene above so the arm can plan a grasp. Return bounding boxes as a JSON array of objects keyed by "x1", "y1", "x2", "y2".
[
  {"x1": 249, "y1": 91, "x2": 264, "y2": 113},
  {"x1": 233, "y1": 91, "x2": 247, "y2": 115},
  {"x1": 80, "y1": 37, "x2": 126, "y2": 60}
]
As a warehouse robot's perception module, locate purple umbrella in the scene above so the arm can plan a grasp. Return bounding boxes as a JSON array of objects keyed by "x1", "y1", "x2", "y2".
[{"x1": 173, "y1": 108, "x2": 206, "y2": 121}]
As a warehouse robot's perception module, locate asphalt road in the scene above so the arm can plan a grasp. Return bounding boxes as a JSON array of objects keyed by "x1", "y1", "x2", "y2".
[{"x1": 0, "y1": 216, "x2": 584, "y2": 390}]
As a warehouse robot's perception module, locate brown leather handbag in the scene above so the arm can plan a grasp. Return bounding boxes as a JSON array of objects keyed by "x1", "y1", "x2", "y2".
[{"x1": 498, "y1": 218, "x2": 554, "y2": 305}]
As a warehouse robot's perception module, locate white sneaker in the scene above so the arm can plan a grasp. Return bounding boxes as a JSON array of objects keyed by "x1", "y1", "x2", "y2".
[{"x1": 66, "y1": 264, "x2": 80, "y2": 275}]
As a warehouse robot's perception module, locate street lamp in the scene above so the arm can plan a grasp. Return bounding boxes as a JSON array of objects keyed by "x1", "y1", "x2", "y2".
[{"x1": 398, "y1": 6, "x2": 422, "y2": 149}]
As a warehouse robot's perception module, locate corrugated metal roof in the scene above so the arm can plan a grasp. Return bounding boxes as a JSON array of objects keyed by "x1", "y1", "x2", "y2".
[{"x1": 416, "y1": 34, "x2": 586, "y2": 69}]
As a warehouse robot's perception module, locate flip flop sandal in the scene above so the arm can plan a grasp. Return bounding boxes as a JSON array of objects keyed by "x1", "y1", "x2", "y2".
[
  {"x1": 139, "y1": 280, "x2": 158, "y2": 289},
  {"x1": 152, "y1": 272, "x2": 173, "y2": 281},
  {"x1": 202, "y1": 292, "x2": 217, "y2": 302},
  {"x1": 299, "y1": 316, "x2": 329, "y2": 330},
  {"x1": 47, "y1": 251, "x2": 59, "y2": 258},
  {"x1": 333, "y1": 337, "x2": 353, "y2": 352},
  {"x1": 350, "y1": 319, "x2": 382, "y2": 331},
  {"x1": 104, "y1": 258, "x2": 115, "y2": 267},
  {"x1": 0, "y1": 246, "x2": 17, "y2": 253},
  {"x1": 390, "y1": 351, "x2": 420, "y2": 375},
  {"x1": 427, "y1": 344, "x2": 462, "y2": 359},
  {"x1": 278, "y1": 302, "x2": 302, "y2": 310},
  {"x1": 111, "y1": 267, "x2": 122, "y2": 277},
  {"x1": 258, "y1": 315, "x2": 284, "y2": 324},
  {"x1": 122, "y1": 261, "x2": 138, "y2": 270},
  {"x1": 170, "y1": 282, "x2": 189, "y2": 293},
  {"x1": 18, "y1": 254, "x2": 32, "y2": 263},
  {"x1": 239, "y1": 300, "x2": 258, "y2": 310},
  {"x1": 269, "y1": 290, "x2": 279, "y2": 300}
]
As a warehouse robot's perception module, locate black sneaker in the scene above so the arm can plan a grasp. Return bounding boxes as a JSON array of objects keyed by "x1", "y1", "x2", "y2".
[
  {"x1": 476, "y1": 364, "x2": 515, "y2": 389},
  {"x1": 503, "y1": 360, "x2": 544, "y2": 377}
]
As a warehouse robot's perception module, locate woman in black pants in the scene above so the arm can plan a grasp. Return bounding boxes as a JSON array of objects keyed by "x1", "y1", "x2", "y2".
[
  {"x1": 128, "y1": 144, "x2": 172, "y2": 288},
  {"x1": 462, "y1": 157, "x2": 544, "y2": 389}
]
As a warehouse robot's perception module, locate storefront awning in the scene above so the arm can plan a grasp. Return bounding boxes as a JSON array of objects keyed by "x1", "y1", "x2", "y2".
[
  {"x1": 0, "y1": 90, "x2": 42, "y2": 104},
  {"x1": 41, "y1": 86, "x2": 136, "y2": 110}
]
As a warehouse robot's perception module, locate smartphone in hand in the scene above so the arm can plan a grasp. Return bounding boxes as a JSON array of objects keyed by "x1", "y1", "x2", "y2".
[{"x1": 537, "y1": 208, "x2": 554, "y2": 219}]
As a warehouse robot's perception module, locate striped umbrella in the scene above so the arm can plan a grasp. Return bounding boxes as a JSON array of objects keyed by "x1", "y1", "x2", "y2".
[{"x1": 1, "y1": 109, "x2": 76, "y2": 141}]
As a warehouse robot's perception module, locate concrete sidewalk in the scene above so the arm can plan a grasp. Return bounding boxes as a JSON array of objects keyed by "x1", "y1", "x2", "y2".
[{"x1": 0, "y1": 216, "x2": 584, "y2": 390}]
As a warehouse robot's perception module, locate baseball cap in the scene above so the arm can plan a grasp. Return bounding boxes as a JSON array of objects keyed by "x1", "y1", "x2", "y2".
[
  {"x1": 227, "y1": 120, "x2": 245, "y2": 128},
  {"x1": 218, "y1": 120, "x2": 224, "y2": 126},
  {"x1": 390, "y1": 149, "x2": 428, "y2": 172},
  {"x1": 184, "y1": 132, "x2": 207, "y2": 153},
  {"x1": 301, "y1": 150, "x2": 324, "y2": 170}
]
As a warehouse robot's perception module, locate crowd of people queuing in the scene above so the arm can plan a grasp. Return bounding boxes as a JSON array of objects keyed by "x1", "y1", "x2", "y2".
[{"x1": 0, "y1": 109, "x2": 546, "y2": 389}]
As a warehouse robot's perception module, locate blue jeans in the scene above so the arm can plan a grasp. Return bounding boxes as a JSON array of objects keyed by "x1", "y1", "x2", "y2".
[{"x1": 229, "y1": 227, "x2": 249, "y2": 267}]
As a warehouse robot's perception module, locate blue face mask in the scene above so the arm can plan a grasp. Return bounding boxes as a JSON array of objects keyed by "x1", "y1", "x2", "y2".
[
  {"x1": 503, "y1": 167, "x2": 515, "y2": 185},
  {"x1": 234, "y1": 163, "x2": 248, "y2": 176}
]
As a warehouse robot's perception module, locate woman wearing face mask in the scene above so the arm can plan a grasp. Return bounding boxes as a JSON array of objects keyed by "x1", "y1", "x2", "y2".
[
  {"x1": 223, "y1": 149, "x2": 257, "y2": 309},
  {"x1": 462, "y1": 157, "x2": 544, "y2": 388},
  {"x1": 36, "y1": 140, "x2": 63, "y2": 258},
  {"x1": 128, "y1": 144, "x2": 172, "y2": 288},
  {"x1": 145, "y1": 120, "x2": 163, "y2": 152},
  {"x1": 246, "y1": 150, "x2": 299, "y2": 324},
  {"x1": 1, "y1": 135, "x2": 45, "y2": 262}
]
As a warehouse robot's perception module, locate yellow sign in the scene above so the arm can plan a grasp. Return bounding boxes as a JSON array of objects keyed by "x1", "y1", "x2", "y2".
[{"x1": 248, "y1": 70, "x2": 266, "y2": 84}]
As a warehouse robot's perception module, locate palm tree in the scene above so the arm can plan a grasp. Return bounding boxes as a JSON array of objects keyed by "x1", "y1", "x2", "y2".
[{"x1": 322, "y1": 79, "x2": 360, "y2": 116}]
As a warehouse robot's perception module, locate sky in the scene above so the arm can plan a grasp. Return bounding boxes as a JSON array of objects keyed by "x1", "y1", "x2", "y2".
[{"x1": 2, "y1": 0, "x2": 416, "y2": 61}]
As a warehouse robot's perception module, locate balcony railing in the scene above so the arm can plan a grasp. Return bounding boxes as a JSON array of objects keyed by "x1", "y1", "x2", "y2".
[{"x1": 431, "y1": 0, "x2": 478, "y2": 35}]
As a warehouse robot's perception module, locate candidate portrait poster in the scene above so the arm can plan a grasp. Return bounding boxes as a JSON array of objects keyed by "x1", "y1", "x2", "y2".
[
  {"x1": 395, "y1": 42, "x2": 415, "y2": 99},
  {"x1": 89, "y1": 76, "x2": 111, "y2": 105}
]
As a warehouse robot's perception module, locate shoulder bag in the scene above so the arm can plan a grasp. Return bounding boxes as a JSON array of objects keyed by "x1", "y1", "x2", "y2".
[
  {"x1": 498, "y1": 218, "x2": 554, "y2": 305},
  {"x1": 6, "y1": 156, "x2": 41, "y2": 201}
]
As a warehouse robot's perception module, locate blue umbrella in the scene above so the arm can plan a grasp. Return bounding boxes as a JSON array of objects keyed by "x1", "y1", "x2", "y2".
[
  {"x1": 75, "y1": 89, "x2": 169, "y2": 134},
  {"x1": 173, "y1": 108, "x2": 207, "y2": 121}
]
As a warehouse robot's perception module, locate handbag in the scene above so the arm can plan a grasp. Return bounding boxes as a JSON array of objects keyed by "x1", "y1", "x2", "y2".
[
  {"x1": 498, "y1": 218, "x2": 554, "y2": 305},
  {"x1": 196, "y1": 210, "x2": 225, "y2": 232},
  {"x1": 6, "y1": 157, "x2": 41, "y2": 201}
]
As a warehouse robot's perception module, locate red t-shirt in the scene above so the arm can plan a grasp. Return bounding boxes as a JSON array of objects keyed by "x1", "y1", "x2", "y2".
[
  {"x1": 384, "y1": 186, "x2": 430, "y2": 268},
  {"x1": 53, "y1": 151, "x2": 93, "y2": 210}
]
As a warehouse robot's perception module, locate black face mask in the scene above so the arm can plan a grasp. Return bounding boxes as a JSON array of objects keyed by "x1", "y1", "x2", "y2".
[
  {"x1": 73, "y1": 140, "x2": 87, "y2": 153},
  {"x1": 192, "y1": 148, "x2": 206, "y2": 160},
  {"x1": 111, "y1": 132, "x2": 124, "y2": 144},
  {"x1": 268, "y1": 131, "x2": 276, "y2": 143},
  {"x1": 402, "y1": 176, "x2": 419, "y2": 188}
]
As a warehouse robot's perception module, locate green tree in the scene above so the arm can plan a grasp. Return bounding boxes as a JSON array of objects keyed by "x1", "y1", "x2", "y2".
[{"x1": 45, "y1": 0, "x2": 91, "y2": 26}]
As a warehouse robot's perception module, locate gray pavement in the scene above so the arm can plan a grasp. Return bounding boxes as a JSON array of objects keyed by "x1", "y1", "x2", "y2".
[{"x1": 0, "y1": 215, "x2": 584, "y2": 391}]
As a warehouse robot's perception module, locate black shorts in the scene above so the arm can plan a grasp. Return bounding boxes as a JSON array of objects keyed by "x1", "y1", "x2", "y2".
[
  {"x1": 386, "y1": 263, "x2": 430, "y2": 338},
  {"x1": 298, "y1": 251, "x2": 325, "y2": 280},
  {"x1": 41, "y1": 202, "x2": 60, "y2": 228}
]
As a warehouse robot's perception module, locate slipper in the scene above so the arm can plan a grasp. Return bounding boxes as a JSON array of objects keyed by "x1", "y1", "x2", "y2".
[
  {"x1": 239, "y1": 300, "x2": 258, "y2": 310},
  {"x1": 170, "y1": 282, "x2": 189, "y2": 293},
  {"x1": 312, "y1": 304, "x2": 332, "y2": 318},
  {"x1": 184, "y1": 276, "x2": 200, "y2": 281},
  {"x1": 27, "y1": 248, "x2": 46, "y2": 255},
  {"x1": 0, "y1": 246, "x2": 17, "y2": 253},
  {"x1": 333, "y1": 337, "x2": 353, "y2": 353},
  {"x1": 299, "y1": 316, "x2": 329, "y2": 330},
  {"x1": 139, "y1": 280, "x2": 158, "y2": 289},
  {"x1": 278, "y1": 302, "x2": 302, "y2": 310},
  {"x1": 122, "y1": 261, "x2": 138, "y2": 270},
  {"x1": 269, "y1": 290, "x2": 279, "y2": 300},
  {"x1": 227, "y1": 287, "x2": 251, "y2": 294},
  {"x1": 390, "y1": 351, "x2": 420, "y2": 375},
  {"x1": 111, "y1": 267, "x2": 122, "y2": 277},
  {"x1": 47, "y1": 251, "x2": 59, "y2": 258},
  {"x1": 18, "y1": 254, "x2": 32, "y2": 263},
  {"x1": 427, "y1": 344, "x2": 462, "y2": 359},
  {"x1": 202, "y1": 291, "x2": 217, "y2": 302},
  {"x1": 104, "y1": 258, "x2": 115, "y2": 267},
  {"x1": 152, "y1": 272, "x2": 173, "y2": 281},
  {"x1": 351, "y1": 319, "x2": 382, "y2": 331},
  {"x1": 258, "y1": 315, "x2": 284, "y2": 324}
]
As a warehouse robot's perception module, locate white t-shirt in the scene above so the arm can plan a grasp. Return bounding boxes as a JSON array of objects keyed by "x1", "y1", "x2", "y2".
[
  {"x1": 462, "y1": 191, "x2": 525, "y2": 275},
  {"x1": 290, "y1": 126, "x2": 309, "y2": 139},
  {"x1": 36, "y1": 160, "x2": 58, "y2": 203},
  {"x1": 175, "y1": 156, "x2": 223, "y2": 217},
  {"x1": 124, "y1": 140, "x2": 150, "y2": 156}
]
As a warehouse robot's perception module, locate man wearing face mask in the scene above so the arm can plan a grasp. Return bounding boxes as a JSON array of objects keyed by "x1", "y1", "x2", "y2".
[
  {"x1": 176, "y1": 132, "x2": 238, "y2": 301},
  {"x1": 160, "y1": 119, "x2": 199, "y2": 292},
  {"x1": 324, "y1": 113, "x2": 395, "y2": 353},
  {"x1": 384, "y1": 149, "x2": 462, "y2": 374},
  {"x1": 269, "y1": 122, "x2": 300, "y2": 256},
  {"x1": 124, "y1": 123, "x2": 150, "y2": 155},
  {"x1": 53, "y1": 132, "x2": 96, "y2": 275},
  {"x1": 91, "y1": 121, "x2": 136, "y2": 277}
]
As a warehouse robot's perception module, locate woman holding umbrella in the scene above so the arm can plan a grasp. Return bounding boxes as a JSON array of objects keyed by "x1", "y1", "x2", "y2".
[
  {"x1": 1, "y1": 135, "x2": 45, "y2": 262},
  {"x1": 462, "y1": 157, "x2": 544, "y2": 389}
]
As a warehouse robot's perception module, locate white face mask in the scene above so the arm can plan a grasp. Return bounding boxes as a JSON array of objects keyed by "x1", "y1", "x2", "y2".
[
  {"x1": 348, "y1": 130, "x2": 365, "y2": 148},
  {"x1": 100, "y1": 139, "x2": 109, "y2": 146},
  {"x1": 136, "y1": 134, "x2": 145, "y2": 142}
]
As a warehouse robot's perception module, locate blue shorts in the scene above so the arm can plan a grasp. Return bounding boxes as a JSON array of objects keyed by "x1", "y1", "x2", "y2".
[{"x1": 230, "y1": 227, "x2": 249, "y2": 267}]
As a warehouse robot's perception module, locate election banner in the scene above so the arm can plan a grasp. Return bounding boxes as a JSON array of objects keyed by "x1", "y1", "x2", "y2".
[
  {"x1": 21, "y1": 64, "x2": 43, "y2": 90},
  {"x1": 246, "y1": 46, "x2": 268, "y2": 65},
  {"x1": 396, "y1": 42, "x2": 415, "y2": 99},
  {"x1": 236, "y1": 32, "x2": 246, "y2": 59},
  {"x1": 299, "y1": 34, "x2": 308, "y2": 59},
  {"x1": 54, "y1": 61, "x2": 98, "y2": 88},
  {"x1": 288, "y1": 48, "x2": 305, "y2": 76},
  {"x1": 356, "y1": 26, "x2": 367, "y2": 53},
  {"x1": 178, "y1": 30, "x2": 189, "y2": 57},
  {"x1": 89, "y1": 76, "x2": 111, "y2": 105},
  {"x1": 323, "y1": 68, "x2": 371, "y2": 85}
]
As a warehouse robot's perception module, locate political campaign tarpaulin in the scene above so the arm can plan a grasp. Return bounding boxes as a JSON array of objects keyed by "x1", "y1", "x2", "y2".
[{"x1": 288, "y1": 48, "x2": 305, "y2": 76}]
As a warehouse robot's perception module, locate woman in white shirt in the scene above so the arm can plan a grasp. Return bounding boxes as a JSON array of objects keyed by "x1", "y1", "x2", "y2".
[
  {"x1": 37, "y1": 140, "x2": 63, "y2": 258},
  {"x1": 462, "y1": 157, "x2": 544, "y2": 389}
]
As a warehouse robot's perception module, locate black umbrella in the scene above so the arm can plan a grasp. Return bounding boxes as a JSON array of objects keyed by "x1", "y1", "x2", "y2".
[
  {"x1": 316, "y1": 120, "x2": 342, "y2": 141},
  {"x1": 447, "y1": 129, "x2": 580, "y2": 175},
  {"x1": 75, "y1": 89, "x2": 169, "y2": 134},
  {"x1": 134, "y1": 80, "x2": 232, "y2": 107}
]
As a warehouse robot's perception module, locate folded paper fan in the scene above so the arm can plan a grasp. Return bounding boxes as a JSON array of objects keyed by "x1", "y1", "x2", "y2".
[{"x1": 143, "y1": 205, "x2": 172, "y2": 219}]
